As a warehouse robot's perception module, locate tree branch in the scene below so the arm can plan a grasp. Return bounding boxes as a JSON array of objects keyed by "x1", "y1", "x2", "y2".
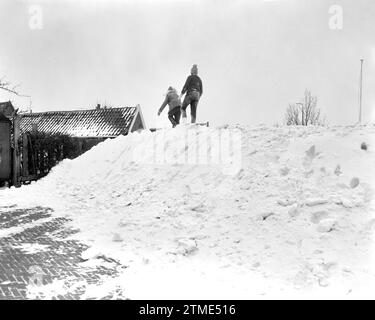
[{"x1": 0, "y1": 77, "x2": 28, "y2": 97}]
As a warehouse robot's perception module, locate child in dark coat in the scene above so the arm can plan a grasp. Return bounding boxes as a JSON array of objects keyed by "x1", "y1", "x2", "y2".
[{"x1": 180, "y1": 64, "x2": 203, "y2": 124}]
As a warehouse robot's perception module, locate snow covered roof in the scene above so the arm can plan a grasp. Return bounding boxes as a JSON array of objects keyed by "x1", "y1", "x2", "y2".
[{"x1": 19, "y1": 106, "x2": 145, "y2": 138}]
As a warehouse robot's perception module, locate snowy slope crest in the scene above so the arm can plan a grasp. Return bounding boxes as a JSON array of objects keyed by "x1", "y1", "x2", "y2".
[{"x1": 2, "y1": 124, "x2": 375, "y2": 298}]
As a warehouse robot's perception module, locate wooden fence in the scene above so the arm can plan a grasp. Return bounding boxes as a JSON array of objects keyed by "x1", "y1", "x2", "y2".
[
  {"x1": 18, "y1": 132, "x2": 104, "y2": 184},
  {"x1": 10, "y1": 116, "x2": 104, "y2": 186},
  {"x1": 19, "y1": 132, "x2": 63, "y2": 182}
]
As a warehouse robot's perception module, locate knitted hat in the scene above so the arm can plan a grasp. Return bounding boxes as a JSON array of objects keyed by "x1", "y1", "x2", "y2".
[
  {"x1": 191, "y1": 64, "x2": 198, "y2": 75},
  {"x1": 166, "y1": 86, "x2": 177, "y2": 95}
]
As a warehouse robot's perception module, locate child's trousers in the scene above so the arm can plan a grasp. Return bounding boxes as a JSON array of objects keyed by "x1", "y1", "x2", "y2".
[{"x1": 168, "y1": 107, "x2": 181, "y2": 127}]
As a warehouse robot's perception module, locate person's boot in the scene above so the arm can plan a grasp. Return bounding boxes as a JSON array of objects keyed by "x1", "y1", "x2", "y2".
[{"x1": 181, "y1": 111, "x2": 187, "y2": 125}]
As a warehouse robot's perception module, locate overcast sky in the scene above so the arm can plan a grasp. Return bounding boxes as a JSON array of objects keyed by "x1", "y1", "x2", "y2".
[{"x1": 1, "y1": 0, "x2": 375, "y2": 127}]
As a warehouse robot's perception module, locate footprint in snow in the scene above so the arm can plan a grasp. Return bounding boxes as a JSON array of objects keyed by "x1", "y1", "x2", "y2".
[
  {"x1": 260, "y1": 212, "x2": 275, "y2": 221},
  {"x1": 288, "y1": 204, "x2": 300, "y2": 218},
  {"x1": 174, "y1": 238, "x2": 198, "y2": 256},
  {"x1": 303, "y1": 145, "x2": 322, "y2": 169},
  {"x1": 317, "y1": 219, "x2": 337, "y2": 233},
  {"x1": 334, "y1": 165, "x2": 342, "y2": 176},
  {"x1": 278, "y1": 199, "x2": 296, "y2": 207},
  {"x1": 112, "y1": 233, "x2": 124, "y2": 242},
  {"x1": 279, "y1": 167, "x2": 290, "y2": 176},
  {"x1": 350, "y1": 177, "x2": 360, "y2": 189},
  {"x1": 310, "y1": 211, "x2": 330, "y2": 224},
  {"x1": 305, "y1": 145, "x2": 319, "y2": 160},
  {"x1": 305, "y1": 198, "x2": 328, "y2": 207}
]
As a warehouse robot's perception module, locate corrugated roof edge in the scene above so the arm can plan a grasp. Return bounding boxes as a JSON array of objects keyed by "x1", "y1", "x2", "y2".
[{"x1": 19, "y1": 106, "x2": 137, "y2": 117}]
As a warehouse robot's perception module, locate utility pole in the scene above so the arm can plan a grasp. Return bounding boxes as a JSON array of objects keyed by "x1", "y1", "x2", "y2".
[{"x1": 359, "y1": 59, "x2": 364, "y2": 123}]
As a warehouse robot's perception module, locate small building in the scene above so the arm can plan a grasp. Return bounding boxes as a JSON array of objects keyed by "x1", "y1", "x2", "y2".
[
  {"x1": 19, "y1": 105, "x2": 146, "y2": 145},
  {"x1": 10, "y1": 104, "x2": 146, "y2": 185},
  {"x1": 0, "y1": 102, "x2": 146, "y2": 186}
]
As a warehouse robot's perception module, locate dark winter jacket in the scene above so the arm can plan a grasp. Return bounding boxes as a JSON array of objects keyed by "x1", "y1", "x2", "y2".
[{"x1": 181, "y1": 75, "x2": 203, "y2": 96}]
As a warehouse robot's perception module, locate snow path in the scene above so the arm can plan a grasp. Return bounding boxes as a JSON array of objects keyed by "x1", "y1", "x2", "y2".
[
  {"x1": 0, "y1": 217, "x2": 54, "y2": 239},
  {"x1": 1, "y1": 124, "x2": 375, "y2": 298}
]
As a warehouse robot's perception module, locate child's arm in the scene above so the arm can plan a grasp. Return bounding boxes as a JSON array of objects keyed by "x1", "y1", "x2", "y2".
[{"x1": 158, "y1": 96, "x2": 169, "y2": 116}]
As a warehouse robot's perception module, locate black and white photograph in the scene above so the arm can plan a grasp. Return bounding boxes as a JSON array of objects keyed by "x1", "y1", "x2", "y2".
[{"x1": 0, "y1": 0, "x2": 374, "y2": 304}]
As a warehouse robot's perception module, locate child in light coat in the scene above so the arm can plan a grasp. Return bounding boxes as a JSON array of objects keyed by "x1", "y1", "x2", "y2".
[{"x1": 158, "y1": 87, "x2": 182, "y2": 127}]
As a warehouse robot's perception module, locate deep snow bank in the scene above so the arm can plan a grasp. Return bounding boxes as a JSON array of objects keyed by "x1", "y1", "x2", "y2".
[{"x1": 1, "y1": 124, "x2": 375, "y2": 298}]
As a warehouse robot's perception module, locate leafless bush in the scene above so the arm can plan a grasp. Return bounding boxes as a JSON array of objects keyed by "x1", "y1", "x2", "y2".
[{"x1": 285, "y1": 90, "x2": 325, "y2": 126}]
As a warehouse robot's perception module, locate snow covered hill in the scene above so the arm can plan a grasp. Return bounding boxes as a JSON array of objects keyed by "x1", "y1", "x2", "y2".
[{"x1": 1, "y1": 124, "x2": 375, "y2": 299}]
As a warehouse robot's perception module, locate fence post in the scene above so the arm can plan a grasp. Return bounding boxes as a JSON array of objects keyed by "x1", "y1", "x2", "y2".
[
  {"x1": 22, "y1": 133, "x2": 29, "y2": 177},
  {"x1": 12, "y1": 115, "x2": 21, "y2": 187}
]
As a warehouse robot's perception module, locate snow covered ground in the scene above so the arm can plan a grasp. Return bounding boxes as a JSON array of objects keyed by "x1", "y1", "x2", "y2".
[{"x1": 1, "y1": 123, "x2": 375, "y2": 299}]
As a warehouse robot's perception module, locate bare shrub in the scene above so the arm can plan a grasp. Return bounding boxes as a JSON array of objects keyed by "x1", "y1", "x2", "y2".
[{"x1": 285, "y1": 90, "x2": 325, "y2": 126}]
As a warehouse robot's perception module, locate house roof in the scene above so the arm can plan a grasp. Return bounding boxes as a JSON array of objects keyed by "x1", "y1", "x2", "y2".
[{"x1": 19, "y1": 106, "x2": 141, "y2": 138}]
